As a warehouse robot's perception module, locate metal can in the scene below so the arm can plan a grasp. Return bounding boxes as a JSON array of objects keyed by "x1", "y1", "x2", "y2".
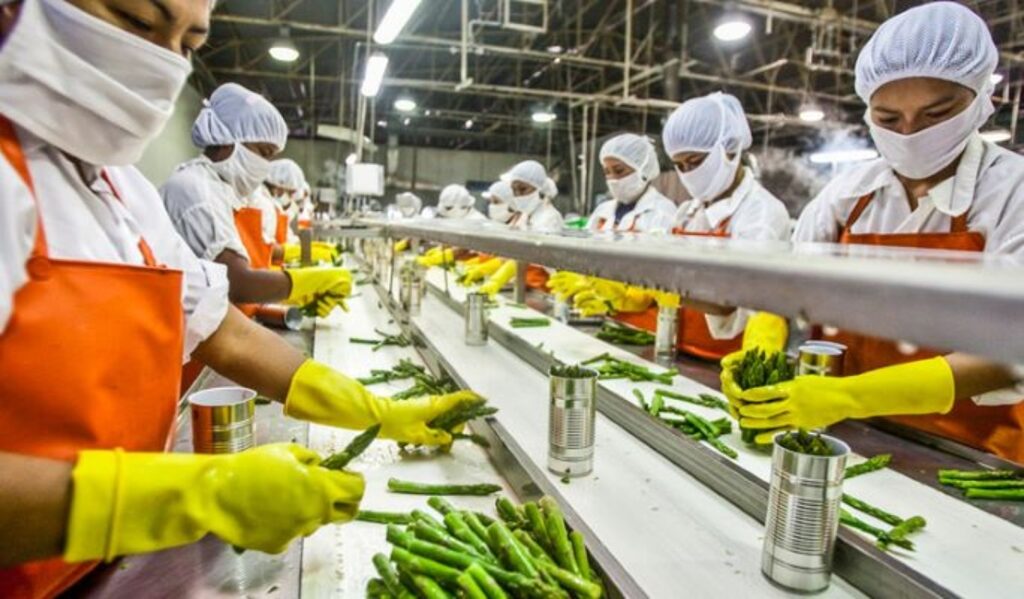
[
  {"x1": 189, "y1": 386, "x2": 257, "y2": 454},
  {"x1": 552, "y1": 299, "x2": 571, "y2": 323},
  {"x1": 400, "y1": 265, "x2": 423, "y2": 316},
  {"x1": 762, "y1": 433, "x2": 850, "y2": 593},
  {"x1": 253, "y1": 304, "x2": 303, "y2": 331},
  {"x1": 465, "y1": 292, "x2": 489, "y2": 346},
  {"x1": 798, "y1": 343, "x2": 845, "y2": 377},
  {"x1": 548, "y1": 366, "x2": 598, "y2": 477},
  {"x1": 655, "y1": 305, "x2": 679, "y2": 359}
]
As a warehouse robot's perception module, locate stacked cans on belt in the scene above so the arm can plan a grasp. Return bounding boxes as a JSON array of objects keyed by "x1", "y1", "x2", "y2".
[
  {"x1": 548, "y1": 367, "x2": 598, "y2": 477},
  {"x1": 762, "y1": 434, "x2": 850, "y2": 593},
  {"x1": 189, "y1": 387, "x2": 257, "y2": 454},
  {"x1": 465, "y1": 292, "x2": 489, "y2": 346}
]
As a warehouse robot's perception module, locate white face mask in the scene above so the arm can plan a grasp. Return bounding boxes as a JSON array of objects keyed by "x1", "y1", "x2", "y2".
[
  {"x1": 866, "y1": 92, "x2": 993, "y2": 180},
  {"x1": 511, "y1": 191, "x2": 541, "y2": 215},
  {"x1": 676, "y1": 144, "x2": 740, "y2": 203},
  {"x1": 488, "y1": 201, "x2": 512, "y2": 222},
  {"x1": 0, "y1": 0, "x2": 191, "y2": 166},
  {"x1": 211, "y1": 143, "x2": 272, "y2": 198},
  {"x1": 606, "y1": 172, "x2": 647, "y2": 205}
]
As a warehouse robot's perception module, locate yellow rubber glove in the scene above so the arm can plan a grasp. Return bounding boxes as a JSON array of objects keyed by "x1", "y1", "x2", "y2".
[
  {"x1": 547, "y1": 271, "x2": 593, "y2": 302},
  {"x1": 416, "y1": 247, "x2": 455, "y2": 268},
  {"x1": 573, "y1": 280, "x2": 653, "y2": 317},
  {"x1": 720, "y1": 312, "x2": 789, "y2": 416},
  {"x1": 651, "y1": 291, "x2": 680, "y2": 309},
  {"x1": 461, "y1": 258, "x2": 504, "y2": 286},
  {"x1": 283, "y1": 243, "x2": 338, "y2": 264},
  {"x1": 479, "y1": 260, "x2": 517, "y2": 297},
  {"x1": 394, "y1": 239, "x2": 410, "y2": 253},
  {"x1": 737, "y1": 356, "x2": 954, "y2": 444},
  {"x1": 64, "y1": 444, "x2": 363, "y2": 561},
  {"x1": 284, "y1": 360, "x2": 483, "y2": 445},
  {"x1": 285, "y1": 267, "x2": 352, "y2": 314}
]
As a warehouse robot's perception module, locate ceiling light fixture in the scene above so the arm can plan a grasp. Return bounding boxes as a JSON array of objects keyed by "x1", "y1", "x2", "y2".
[
  {"x1": 374, "y1": 0, "x2": 423, "y2": 45},
  {"x1": 403, "y1": 117, "x2": 411, "y2": 126},
  {"x1": 713, "y1": 19, "x2": 752, "y2": 42},
  {"x1": 464, "y1": 119, "x2": 474, "y2": 129},
  {"x1": 394, "y1": 97, "x2": 417, "y2": 112},
  {"x1": 269, "y1": 28, "x2": 299, "y2": 62},
  {"x1": 360, "y1": 53, "x2": 389, "y2": 97},
  {"x1": 531, "y1": 109, "x2": 556, "y2": 124},
  {"x1": 798, "y1": 107, "x2": 825, "y2": 123}
]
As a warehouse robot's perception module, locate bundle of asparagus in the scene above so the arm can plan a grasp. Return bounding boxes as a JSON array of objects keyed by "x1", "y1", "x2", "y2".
[
  {"x1": 731, "y1": 349, "x2": 795, "y2": 444},
  {"x1": 549, "y1": 364, "x2": 597, "y2": 379},
  {"x1": 351, "y1": 328, "x2": 413, "y2": 351},
  {"x1": 594, "y1": 322, "x2": 655, "y2": 346},
  {"x1": 366, "y1": 496, "x2": 604, "y2": 599},
  {"x1": 359, "y1": 359, "x2": 428, "y2": 386},
  {"x1": 427, "y1": 397, "x2": 499, "y2": 448},
  {"x1": 640, "y1": 388, "x2": 737, "y2": 459},
  {"x1": 582, "y1": 353, "x2": 676, "y2": 384},
  {"x1": 938, "y1": 469, "x2": 1024, "y2": 501},
  {"x1": 775, "y1": 430, "x2": 835, "y2": 456},
  {"x1": 391, "y1": 371, "x2": 461, "y2": 401}
]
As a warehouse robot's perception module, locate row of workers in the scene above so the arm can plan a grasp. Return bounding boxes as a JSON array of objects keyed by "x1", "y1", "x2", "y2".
[
  {"x1": 0, "y1": 1, "x2": 472, "y2": 597},
  {"x1": 412, "y1": 2, "x2": 1024, "y2": 463}
]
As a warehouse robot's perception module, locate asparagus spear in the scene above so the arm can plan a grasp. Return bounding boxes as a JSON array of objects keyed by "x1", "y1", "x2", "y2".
[
  {"x1": 535, "y1": 561, "x2": 603, "y2": 599},
  {"x1": 373, "y1": 553, "x2": 416, "y2": 599},
  {"x1": 840, "y1": 510, "x2": 914, "y2": 551},
  {"x1": 539, "y1": 496, "x2": 579, "y2": 575},
  {"x1": 844, "y1": 454, "x2": 892, "y2": 480},
  {"x1": 457, "y1": 571, "x2": 489, "y2": 599},
  {"x1": 938, "y1": 469, "x2": 1021, "y2": 481},
  {"x1": 487, "y1": 521, "x2": 539, "y2": 578},
  {"x1": 880, "y1": 516, "x2": 926, "y2": 550},
  {"x1": 654, "y1": 389, "x2": 729, "y2": 411},
  {"x1": 682, "y1": 411, "x2": 738, "y2": 459},
  {"x1": 943, "y1": 480, "x2": 1024, "y2": 489},
  {"x1": 366, "y1": 578, "x2": 392, "y2": 599},
  {"x1": 466, "y1": 562, "x2": 509, "y2": 599},
  {"x1": 391, "y1": 547, "x2": 462, "y2": 582},
  {"x1": 495, "y1": 497, "x2": 526, "y2": 528},
  {"x1": 841, "y1": 494, "x2": 904, "y2": 527},
  {"x1": 357, "y1": 511, "x2": 413, "y2": 525},
  {"x1": 445, "y1": 512, "x2": 495, "y2": 559},
  {"x1": 409, "y1": 574, "x2": 452, "y2": 599},
  {"x1": 522, "y1": 502, "x2": 551, "y2": 552},
  {"x1": 964, "y1": 488, "x2": 1024, "y2": 501},
  {"x1": 320, "y1": 424, "x2": 381, "y2": 470},
  {"x1": 427, "y1": 496, "x2": 458, "y2": 516},
  {"x1": 569, "y1": 531, "x2": 592, "y2": 581},
  {"x1": 409, "y1": 521, "x2": 491, "y2": 560},
  {"x1": 510, "y1": 317, "x2": 551, "y2": 328},
  {"x1": 389, "y1": 479, "x2": 504, "y2": 496}
]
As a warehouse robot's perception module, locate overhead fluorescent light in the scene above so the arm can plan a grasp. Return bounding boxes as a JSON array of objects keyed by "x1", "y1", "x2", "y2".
[
  {"x1": 809, "y1": 149, "x2": 878, "y2": 164},
  {"x1": 373, "y1": 0, "x2": 423, "y2": 45},
  {"x1": 403, "y1": 117, "x2": 411, "y2": 126},
  {"x1": 464, "y1": 119, "x2": 474, "y2": 129},
  {"x1": 980, "y1": 128, "x2": 1012, "y2": 143},
  {"x1": 713, "y1": 20, "x2": 752, "y2": 42},
  {"x1": 799, "y1": 107, "x2": 825, "y2": 123},
  {"x1": 531, "y1": 110, "x2": 556, "y2": 123},
  {"x1": 360, "y1": 53, "x2": 389, "y2": 97},
  {"x1": 394, "y1": 97, "x2": 417, "y2": 112},
  {"x1": 546, "y1": 45, "x2": 563, "y2": 53},
  {"x1": 269, "y1": 29, "x2": 299, "y2": 62},
  {"x1": 377, "y1": 120, "x2": 388, "y2": 128}
]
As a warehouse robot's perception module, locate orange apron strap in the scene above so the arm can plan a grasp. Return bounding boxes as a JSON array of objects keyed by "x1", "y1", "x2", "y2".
[
  {"x1": 950, "y1": 212, "x2": 968, "y2": 233},
  {"x1": 714, "y1": 215, "x2": 733, "y2": 236},
  {"x1": 0, "y1": 116, "x2": 48, "y2": 259},
  {"x1": 839, "y1": 193, "x2": 875, "y2": 240}
]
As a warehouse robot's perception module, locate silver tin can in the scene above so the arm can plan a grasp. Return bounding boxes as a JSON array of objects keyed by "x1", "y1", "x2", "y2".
[
  {"x1": 465, "y1": 292, "x2": 489, "y2": 346},
  {"x1": 548, "y1": 367, "x2": 598, "y2": 477},
  {"x1": 762, "y1": 433, "x2": 850, "y2": 593},
  {"x1": 655, "y1": 305, "x2": 679, "y2": 359},
  {"x1": 254, "y1": 304, "x2": 303, "y2": 331},
  {"x1": 400, "y1": 265, "x2": 423, "y2": 316},
  {"x1": 189, "y1": 387, "x2": 257, "y2": 454},
  {"x1": 553, "y1": 299, "x2": 571, "y2": 323},
  {"x1": 798, "y1": 343, "x2": 845, "y2": 377}
]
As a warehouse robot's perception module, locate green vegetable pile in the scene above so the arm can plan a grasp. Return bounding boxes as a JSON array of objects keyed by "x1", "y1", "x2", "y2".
[
  {"x1": 938, "y1": 469, "x2": 1024, "y2": 501},
  {"x1": 427, "y1": 397, "x2": 498, "y2": 448},
  {"x1": 594, "y1": 322, "x2": 655, "y2": 346},
  {"x1": 731, "y1": 349, "x2": 795, "y2": 444},
  {"x1": 359, "y1": 359, "x2": 427, "y2": 386},
  {"x1": 582, "y1": 353, "x2": 676, "y2": 384},
  {"x1": 837, "y1": 454, "x2": 927, "y2": 552},
  {"x1": 775, "y1": 430, "x2": 835, "y2": 456},
  {"x1": 365, "y1": 496, "x2": 604, "y2": 598},
  {"x1": 640, "y1": 388, "x2": 737, "y2": 459},
  {"x1": 510, "y1": 317, "x2": 551, "y2": 329},
  {"x1": 351, "y1": 328, "x2": 413, "y2": 351}
]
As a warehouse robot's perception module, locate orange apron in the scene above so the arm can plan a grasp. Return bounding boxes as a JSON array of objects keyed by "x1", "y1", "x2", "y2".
[
  {"x1": 232, "y1": 207, "x2": 272, "y2": 316},
  {"x1": 669, "y1": 216, "x2": 743, "y2": 361},
  {"x1": 274, "y1": 207, "x2": 288, "y2": 245},
  {"x1": 824, "y1": 192, "x2": 1023, "y2": 462},
  {"x1": 507, "y1": 212, "x2": 551, "y2": 291},
  {"x1": 0, "y1": 118, "x2": 184, "y2": 598}
]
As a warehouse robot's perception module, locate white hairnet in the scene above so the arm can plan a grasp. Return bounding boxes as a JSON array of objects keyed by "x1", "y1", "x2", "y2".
[
  {"x1": 487, "y1": 180, "x2": 515, "y2": 205},
  {"x1": 542, "y1": 177, "x2": 558, "y2": 200},
  {"x1": 662, "y1": 92, "x2": 752, "y2": 157},
  {"x1": 396, "y1": 192, "x2": 422, "y2": 213},
  {"x1": 504, "y1": 160, "x2": 548, "y2": 192},
  {"x1": 439, "y1": 184, "x2": 474, "y2": 208},
  {"x1": 192, "y1": 83, "x2": 289, "y2": 150},
  {"x1": 599, "y1": 134, "x2": 660, "y2": 181},
  {"x1": 855, "y1": 2, "x2": 997, "y2": 102},
  {"x1": 267, "y1": 159, "x2": 305, "y2": 191}
]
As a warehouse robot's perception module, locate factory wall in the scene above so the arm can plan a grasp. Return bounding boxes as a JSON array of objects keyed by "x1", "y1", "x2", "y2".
[{"x1": 136, "y1": 85, "x2": 205, "y2": 187}]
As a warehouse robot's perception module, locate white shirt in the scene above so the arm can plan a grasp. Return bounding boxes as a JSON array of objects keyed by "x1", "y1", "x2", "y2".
[
  {"x1": 672, "y1": 168, "x2": 791, "y2": 339},
  {"x1": 510, "y1": 200, "x2": 564, "y2": 233},
  {"x1": 0, "y1": 126, "x2": 229, "y2": 361},
  {"x1": 160, "y1": 157, "x2": 250, "y2": 262},
  {"x1": 794, "y1": 136, "x2": 1024, "y2": 406},
  {"x1": 587, "y1": 186, "x2": 676, "y2": 233},
  {"x1": 248, "y1": 185, "x2": 280, "y2": 245}
]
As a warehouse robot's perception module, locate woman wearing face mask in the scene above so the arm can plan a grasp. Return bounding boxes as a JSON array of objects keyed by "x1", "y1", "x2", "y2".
[
  {"x1": 265, "y1": 158, "x2": 305, "y2": 246},
  {"x1": 588, "y1": 134, "x2": 675, "y2": 233},
  {"x1": 506, "y1": 160, "x2": 564, "y2": 233},
  {"x1": 486, "y1": 180, "x2": 516, "y2": 225},
  {"x1": 162, "y1": 83, "x2": 348, "y2": 316},
  {"x1": 395, "y1": 191, "x2": 423, "y2": 219},
  {"x1": 661, "y1": 92, "x2": 790, "y2": 361},
  {"x1": 732, "y1": 2, "x2": 1024, "y2": 461},
  {"x1": 437, "y1": 184, "x2": 487, "y2": 220},
  {"x1": 0, "y1": 1, "x2": 481, "y2": 595}
]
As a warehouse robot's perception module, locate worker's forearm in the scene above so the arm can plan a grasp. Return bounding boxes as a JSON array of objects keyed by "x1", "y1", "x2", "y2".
[
  {"x1": 271, "y1": 244, "x2": 284, "y2": 262},
  {"x1": 0, "y1": 452, "x2": 73, "y2": 567},
  {"x1": 946, "y1": 353, "x2": 1018, "y2": 400},
  {"x1": 216, "y1": 250, "x2": 293, "y2": 304},
  {"x1": 193, "y1": 307, "x2": 307, "y2": 400}
]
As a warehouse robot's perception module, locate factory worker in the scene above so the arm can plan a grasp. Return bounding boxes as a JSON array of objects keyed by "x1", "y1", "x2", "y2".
[
  {"x1": 506, "y1": 160, "x2": 564, "y2": 233},
  {"x1": 588, "y1": 134, "x2": 675, "y2": 233},
  {"x1": 736, "y1": 2, "x2": 1024, "y2": 461},
  {"x1": 438, "y1": 184, "x2": 487, "y2": 220},
  {"x1": 0, "y1": 1, "x2": 480, "y2": 594},
  {"x1": 162, "y1": 83, "x2": 346, "y2": 315},
  {"x1": 485, "y1": 180, "x2": 516, "y2": 224},
  {"x1": 395, "y1": 191, "x2": 423, "y2": 218},
  {"x1": 266, "y1": 158, "x2": 306, "y2": 245}
]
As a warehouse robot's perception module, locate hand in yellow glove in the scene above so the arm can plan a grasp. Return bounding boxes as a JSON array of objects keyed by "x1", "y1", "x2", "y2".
[
  {"x1": 479, "y1": 260, "x2": 517, "y2": 297},
  {"x1": 737, "y1": 357, "x2": 954, "y2": 444},
  {"x1": 65, "y1": 443, "x2": 363, "y2": 561},
  {"x1": 651, "y1": 291, "x2": 680, "y2": 309},
  {"x1": 417, "y1": 247, "x2": 455, "y2": 268},
  {"x1": 572, "y1": 279, "x2": 653, "y2": 317},
  {"x1": 547, "y1": 271, "x2": 593, "y2": 302},
  {"x1": 283, "y1": 243, "x2": 338, "y2": 264},
  {"x1": 285, "y1": 267, "x2": 352, "y2": 315},
  {"x1": 394, "y1": 239, "x2": 410, "y2": 253},
  {"x1": 461, "y1": 258, "x2": 504, "y2": 286},
  {"x1": 285, "y1": 360, "x2": 483, "y2": 445},
  {"x1": 719, "y1": 312, "x2": 789, "y2": 417}
]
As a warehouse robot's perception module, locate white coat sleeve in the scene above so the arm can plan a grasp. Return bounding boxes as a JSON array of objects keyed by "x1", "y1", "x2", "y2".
[
  {"x1": 792, "y1": 185, "x2": 842, "y2": 243},
  {"x1": 160, "y1": 170, "x2": 250, "y2": 263}
]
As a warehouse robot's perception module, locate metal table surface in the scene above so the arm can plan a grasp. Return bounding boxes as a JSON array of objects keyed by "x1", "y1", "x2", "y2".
[{"x1": 69, "y1": 329, "x2": 313, "y2": 599}]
